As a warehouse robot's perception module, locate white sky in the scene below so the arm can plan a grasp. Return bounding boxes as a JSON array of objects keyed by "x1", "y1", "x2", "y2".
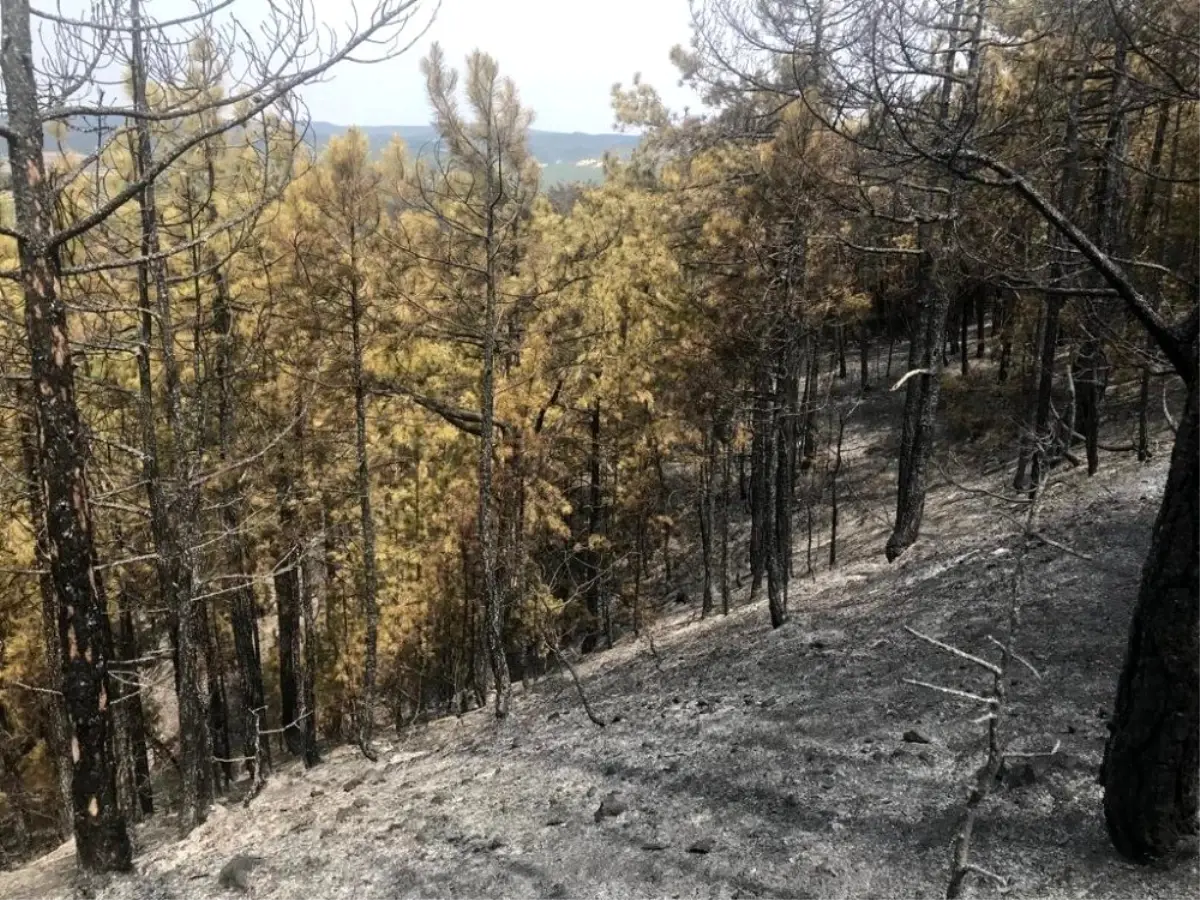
[{"x1": 297, "y1": 0, "x2": 702, "y2": 132}]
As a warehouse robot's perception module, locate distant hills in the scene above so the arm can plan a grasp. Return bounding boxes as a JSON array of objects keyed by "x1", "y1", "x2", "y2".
[
  {"x1": 2, "y1": 119, "x2": 639, "y2": 187},
  {"x1": 308, "y1": 122, "x2": 640, "y2": 186}
]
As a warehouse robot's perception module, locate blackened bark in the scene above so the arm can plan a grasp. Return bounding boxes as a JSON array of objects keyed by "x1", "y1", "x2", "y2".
[
  {"x1": 886, "y1": 247, "x2": 950, "y2": 562},
  {"x1": 582, "y1": 399, "x2": 606, "y2": 650},
  {"x1": 829, "y1": 407, "x2": 847, "y2": 568},
  {"x1": 211, "y1": 143, "x2": 269, "y2": 784},
  {"x1": 299, "y1": 537, "x2": 322, "y2": 767},
  {"x1": 1027, "y1": 296, "x2": 1064, "y2": 490},
  {"x1": 698, "y1": 426, "x2": 716, "y2": 618},
  {"x1": 1102, "y1": 381, "x2": 1198, "y2": 860},
  {"x1": 719, "y1": 439, "x2": 732, "y2": 616},
  {"x1": 774, "y1": 369, "x2": 797, "y2": 605},
  {"x1": 997, "y1": 294, "x2": 1013, "y2": 383},
  {"x1": 1074, "y1": 341, "x2": 1105, "y2": 475},
  {"x1": 975, "y1": 288, "x2": 986, "y2": 359},
  {"x1": 1, "y1": 0, "x2": 132, "y2": 871},
  {"x1": 17, "y1": 388, "x2": 73, "y2": 838},
  {"x1": 201, "y1": 604, "x2": 232, "y2": 789},
  {"x1": 959, "y1": 293, "x2": 970, "y2": 376},
  {"x1": 859, "y1": 326, "x2": 870, "y2": 390},
  {"x1": 348, "y1": 230, "x2": 381, "y2": 755},
  {"x1": 749, "y1": 370, "x2": 770, "y2": 602},
  {"x1": 274, "y1": 480, "x2": 304, "y2": 758},
  {"x1": 127, "y1": 0, "x2": 211, "y2": 825},
  {"x1": 113, "y1": 596, "x2": 152, "y2": 816},
  {"x1": 478, "y1": 156, "x2": 512, "y2": 718}
]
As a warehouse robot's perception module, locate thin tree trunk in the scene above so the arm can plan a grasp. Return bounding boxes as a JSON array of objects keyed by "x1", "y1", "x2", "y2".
[
  {"x1": 114, "y1": 593, "x2": 152, "y2": 816},
  {"x1": 975, "y1": 288, "x2": 986, "y2": 358},
  {"x1": 886, "y1": 246, "x2": 950, "y2": 561},
  {"x1": 719, "y1": 439, "x2": 732, "y2": 616},
  {"x1": 348, "y1": 228, "x2": 380, "y2": 756},
  {"x1": 829, "y1": 407, "x2": 847, "y2": 569},
  {"x1": 478, "y1": 157, "x2": 512, "y2": 718},
  {"x1": 128, "y1": 0, "x2": 211, "y2": 825},
  {"x1": 582, "y1": 398, "x2": 606, "y2": 650},
  {"x1": 274, "y1": 477, "x2": 304, "y2": 757},
  {"x1": 16, "y1": 389, "x2": 73, "y2": 838},
  {"x1": 960, "y1": 293, "x2": 970, "y2": 376},
  {"x1": 698, "y1": 425, "x2": 716, "y2": 618}
]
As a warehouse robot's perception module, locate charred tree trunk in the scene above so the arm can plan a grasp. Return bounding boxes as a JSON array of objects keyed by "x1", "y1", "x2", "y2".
[
  {"x1": 719, "y1": 438, "x2": 732, "y2": 616},
  {"x1": 113, "y1": 595, "x2": 152, "y2": 816},
  {"x1": 127, "y1": 0, "x2": 211, "y2": 826},
  {"x1": 698, "y1": 425, "x2": 716, "y2": 618},
  {"x1": 478, "y1": 162, "x2": 512, "y2": 718},
  {"x1": 975, "y1": 288, "x2": 987, "y2": 359},
  {"x1": 749, "y1": 370, "x2": 770, "y2": 602},
  {"x1": 1026, "y1": 295, "x2": 1064, "y2": 490},
  {"x1": 885, "y1": 246, "x2": 950, "y2": 562},
  {"x1": 1, "y1": 0, "x2": 132, "y2": 870},
  {"x1": 16, "y1": 389, "x2": 73, "y2": 838},
  {"x1": 1102, "y1": 379, "x2": 1198, "y2": 860},
  {"x1": 1074, "y1": 341, "x2": 1105, "y2": 475},
  {"x1": 829, "y1": 407, "x2": 848, "y2": 569},
  {"x1": 959, "y1": 293, "x2": 970, "y2": 376},
  {"x1": 582, "y1": 399, "x2": 607, "y2": 650},
  {"x1": 274, "y1": 479, "x2": 305, "y2": 758},
  {"x1": 347, "y1": 230, "x2": 380, "y2": 755},
  {"x1": 211, "y1": 153, "x2": 268, "y2": 785}
]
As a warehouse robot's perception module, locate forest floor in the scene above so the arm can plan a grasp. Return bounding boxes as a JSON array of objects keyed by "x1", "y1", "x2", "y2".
[{"x1": 2, "y1": 366, "x2": 1198, "y2": 900}]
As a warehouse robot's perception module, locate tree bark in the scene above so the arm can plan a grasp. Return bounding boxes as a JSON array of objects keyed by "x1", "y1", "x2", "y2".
[
  {"x1": 885, "y1": 246, "x2": 949, "y2": 562},
  {"x1": 0, "y1": 0, "x2": 132, "y2": 869},
  {"x1": 1102, "y1": 380, "x2": 1198, "y2": 860},
  {"x1": 16, "y1": 388, "x2": 74, "y2": 838},
  {"x1": 348, "y1": 226, "x2": 380, "y2": 755},
  {"x1": 478, "y1": 154, "x2": 512, "y2": 718}
]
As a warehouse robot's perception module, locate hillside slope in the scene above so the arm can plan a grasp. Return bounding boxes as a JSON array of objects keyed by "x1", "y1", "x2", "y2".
[{"x1": 2, "y1": 440, "x2": 1195, "y2": 900}]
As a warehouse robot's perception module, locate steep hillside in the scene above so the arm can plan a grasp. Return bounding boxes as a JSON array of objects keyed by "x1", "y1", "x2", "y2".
[{"x1": 2, "y1": 416, "x2": 1194, "y2": 900}]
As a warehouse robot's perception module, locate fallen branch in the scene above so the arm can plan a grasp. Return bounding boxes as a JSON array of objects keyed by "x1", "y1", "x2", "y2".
[
  {"x1": 890, "y1": 368, "x2": 934, "y2": 392},
  {"x1": 903, "y1": 626, "x2": 1001, "y2": 675},
  {"x1": 549, "y1": 646, "x2": 608, "y2": 728}
]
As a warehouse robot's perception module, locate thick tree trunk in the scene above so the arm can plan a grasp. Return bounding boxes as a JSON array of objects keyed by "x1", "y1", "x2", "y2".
[
  {"x1": 1102, "y1": 380, "x2": 1198, "y2": 860},
  {"x1": 1, "y1": 0, "x2": 132, "y2": 871}
]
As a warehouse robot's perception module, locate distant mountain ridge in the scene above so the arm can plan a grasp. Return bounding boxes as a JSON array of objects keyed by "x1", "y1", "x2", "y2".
[
  {"x1": 0, "y1": 119, "x2": 637, "y2": 187},
  {"x1": 308, "y1": 122, "x2": 639, "y2": 184}
]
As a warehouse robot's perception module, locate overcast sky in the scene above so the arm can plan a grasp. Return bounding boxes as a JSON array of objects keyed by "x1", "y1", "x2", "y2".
[{"x1": 297, "y1": 0, "x2": 702, "y2": 132}]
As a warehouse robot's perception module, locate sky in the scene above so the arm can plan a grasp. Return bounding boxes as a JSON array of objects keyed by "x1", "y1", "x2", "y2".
[{"x1": 297, "y1": 0, "x2": 703, "y2": 133}]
